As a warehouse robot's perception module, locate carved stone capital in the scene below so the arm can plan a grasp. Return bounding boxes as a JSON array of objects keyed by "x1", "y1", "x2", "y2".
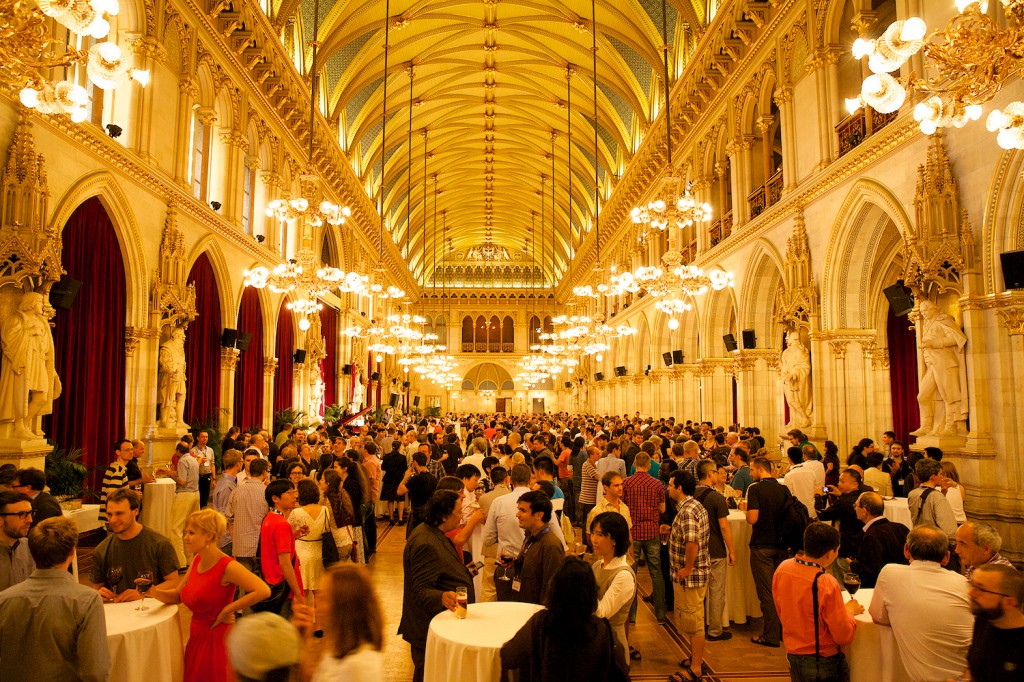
[
  {"x1": 124, "y1": 326, "x2": 158, "y2": 356},
  {"x1": 264, "y1": 357, "x2": 279, "y2": 375},
  {"x1": 828, "y1": 339, "x2": 848, "y2": 359},
  {"x1": 221, "y1": 347, "x2": 240, "y2": 370},
  {"x1": 996, "y1": 308, "x2": 1024, "y2": 336},
  {"x1": 870, "y1": 349, "x2": 890, "y2": 370}
]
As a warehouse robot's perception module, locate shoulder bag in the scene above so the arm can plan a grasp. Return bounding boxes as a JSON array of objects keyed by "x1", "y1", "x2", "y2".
[{"x1": 320, "y1": 508, "x2": 341, "y2": 569}]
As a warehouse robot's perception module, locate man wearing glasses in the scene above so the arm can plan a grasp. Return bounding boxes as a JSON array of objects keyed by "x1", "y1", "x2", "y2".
[
  {"x1": 962, "y1": 563, "x2": 1024, "y2": 682},
  {"x1": 0, "y1": 490, "x2": 35, "y2": 591}
]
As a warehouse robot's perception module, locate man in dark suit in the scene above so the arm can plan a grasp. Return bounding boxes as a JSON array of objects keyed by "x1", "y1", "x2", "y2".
[
  {"x1": 399, "y1": 489, "x2": 475, "y2": 682},
  {"x1": 12, "y1": 468, "x2": 62, "y2": 526},
  {"x1": 851, "y1": 491, "x2": 909, "y2": 588}
]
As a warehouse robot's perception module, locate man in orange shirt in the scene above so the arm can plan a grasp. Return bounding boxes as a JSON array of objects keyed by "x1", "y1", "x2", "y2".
[{"x1": 772, "y1": 522, "x2": 864, "y2": 681}]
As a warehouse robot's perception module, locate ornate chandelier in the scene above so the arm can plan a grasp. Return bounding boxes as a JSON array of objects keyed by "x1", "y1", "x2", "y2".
[
  {"x1": 848, "y1": 1, "x2": 1024, "y2": 148},
  {"x1": 630, "y1": 176, "x2": 712, "y2": 241},
  {"x1": 5, "y1": 0, "x2": 150, "y2": 122}
]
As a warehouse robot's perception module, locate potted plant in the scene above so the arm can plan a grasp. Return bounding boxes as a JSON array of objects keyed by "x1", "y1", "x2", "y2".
[{"x1": 45, "y1": 445, "x2": 89, "y2": 510}]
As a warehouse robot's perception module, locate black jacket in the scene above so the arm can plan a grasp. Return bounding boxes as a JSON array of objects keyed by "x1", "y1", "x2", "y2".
[
  {"x1": 398, "y1": 523, "x2": 475, "y2": 649},
  {"x1": 853, "y1": 517, "x2": 909, "y2": 588},
  {"x1": 817, "y1": 488, "x2": 867, "y2": 558}
]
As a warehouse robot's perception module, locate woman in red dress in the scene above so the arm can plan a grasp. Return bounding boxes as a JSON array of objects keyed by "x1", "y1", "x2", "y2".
[{"x1": 153, "y1": 509, "x2": 270, "y2": 681}]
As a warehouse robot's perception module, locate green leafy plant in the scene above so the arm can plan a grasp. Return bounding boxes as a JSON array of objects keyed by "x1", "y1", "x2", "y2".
[
  {"x1": 273, "y1": 407, "x2": 307, "y2": 435},
  {"x1": 426, "y1": 406, "x2": 442, "y2": 417},
  {"x1": 323, "y1": 403, "x2": 344, "y2": 425},
  {"x1": 372, "y1": 406, "x2": 386, "y2": 424},
  {"x1": 45, "y1": 445, "x2": 89, "y2": 499}
]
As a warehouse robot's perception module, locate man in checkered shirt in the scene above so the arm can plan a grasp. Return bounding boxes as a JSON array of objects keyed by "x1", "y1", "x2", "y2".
[
  {"x1": 668, "y1": 469, "x2": 712, "y2": 682},
  {"x1": 622, "y1": 452, "x2": 667, "y2": 625}
]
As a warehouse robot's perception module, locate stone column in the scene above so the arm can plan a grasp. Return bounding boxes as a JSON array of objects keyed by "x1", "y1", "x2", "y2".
[
  {"x1": 124, "y1": 327, "x2": 159, "y2": 441},
  {"x1": 774, "y1": 87, "x2": 797, "y2": 194},
  {"x1": 219, "y1": 130, "x2": 247, "y2": 226},
  {"x1": 173, "y1": 77, "x2": 198, "y2": 187},
  {"x1": 219, "y1": 347, "x2": 240, "y2": 431},
  {"x1": 263, "y1": 358, "x2": 277, "y2": 432},
  {"x1": 130, "y1": 37, "x2": 165, "y2": 163}
]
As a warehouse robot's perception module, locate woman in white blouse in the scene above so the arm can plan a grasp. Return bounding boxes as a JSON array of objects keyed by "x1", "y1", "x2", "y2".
[
  {"x1": 311, "y1": 564, "x2": 384, "y2": 681},
  {"x1": 590, "y1": 511, "x2": 637, "y2": 668},
  {"x1": 940, "y1": 461, "x2": 967, "y2": 524}
]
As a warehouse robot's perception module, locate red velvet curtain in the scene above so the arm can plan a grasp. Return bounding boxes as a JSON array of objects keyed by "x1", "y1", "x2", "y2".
[
  {"x1": 184, "y1": 253, "x2": 222, "y2": 426},
  {"x1": 46, "y1": 197, "x2": 126, "y2": 481},
  {"x1": 319, "y1": 304, "x2": 338, "y2": 407},
  {"x1": 234, "y1": 287, "x2": 264, "y2": 429},
  {"x1": 273, "y1": 302, "x2": 294, "y2": 414},
  {"x1": 887, "y1": 307, "x2": 920, "y2": 445}
]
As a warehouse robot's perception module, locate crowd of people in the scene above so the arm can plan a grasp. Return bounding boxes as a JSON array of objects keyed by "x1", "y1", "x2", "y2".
[{"x1": 0, "y1": 412, "x2": 1021, "y2": 681}]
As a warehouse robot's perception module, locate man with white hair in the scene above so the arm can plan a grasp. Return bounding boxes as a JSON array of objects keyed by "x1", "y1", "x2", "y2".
[{"x1": 955, "y1": 521, "x2": 1015, "y2": 581}]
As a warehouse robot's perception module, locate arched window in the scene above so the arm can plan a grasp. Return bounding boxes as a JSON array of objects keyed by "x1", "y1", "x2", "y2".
[
  {"x1": 502, "y1": 315, "x2": 514, "y2": 351},
  {"x1": 462, "y1": 316, "x2": 474, "y2": 351},
  {"x1": 475, "y1": 315, "x2": 487, "y2": 351},
  {"x1": 435, "y1": 316, "x2": 448, "y2": 348},
  {"x1": 529, "y1": 315, "x2": 541, "y2": 347},
  {"x1": 190, "y1": 107, "x2": 212, "y2": 201},
  {"x1": 487, "y1": 315, "x2": 500, "y2": 351}
]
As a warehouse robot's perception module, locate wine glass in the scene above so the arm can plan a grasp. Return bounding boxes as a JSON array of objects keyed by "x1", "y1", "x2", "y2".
[
  {"x1": 498, "y1": 549, "x2": 514, "y2": 581},
  {"x1": 106, "y1": 566, "x2": 123, "y2": 596},
  {"x1": 134, "y1": 570, "x2": 154, "y2": 611},
  {"x1": 843, "y1": 572, "x2": 861, "y2": 597}
]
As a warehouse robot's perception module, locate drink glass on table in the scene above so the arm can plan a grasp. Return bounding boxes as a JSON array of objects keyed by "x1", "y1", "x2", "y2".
[
  {"x1": 843, "y1": 572, "x2": 861, "y2": 597},
  {"x1": 134, "y1": 570, "x2": 154, "y2": 611},
  {"x1": 106, "y1": 566, "x2": 123, "y2": 596},
  {"x1": 455, "y1": 586, "x2": 468, "y2": 619}
]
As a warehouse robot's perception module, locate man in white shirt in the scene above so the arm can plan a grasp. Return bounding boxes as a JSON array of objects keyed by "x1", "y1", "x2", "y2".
[
  {"x1": 595, "y1": 442, "x2": 626, "y2": 501},
  {"x1": 461, "y1": 441, "x2": 487, "y2": 478},
  {"x1": 799, "y1": 444, "x2": 826, "y2": 491},
  {"x1": 868, "y1": 525, "x2": 974, "y2": 682},
  {"x1": 191, "y1": 430, "x2": 216, "y2": 509},
  {"x1": 782, "y1": 447, "x2": 818, "y2": 519}
]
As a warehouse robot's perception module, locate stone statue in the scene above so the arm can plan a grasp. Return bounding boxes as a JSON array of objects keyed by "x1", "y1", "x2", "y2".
[
  {"x1": 0, "y1": 291, "x2": 61, "y2": 439},
  {"x1": 310, "y1": 364, "x2": 325, "y2": 420},
  {"x1": 780, "y1": 330, "x2": 813, "y2": 429},
  {"x1": 351, "y1": 371, "x2": 365, "y2": 410},
  {"x1": 911, "y1": 300, "x2": 968, "y2": 436},
  {"x1": 157, "y1": 327, "x2": 187, "y2": 428}
]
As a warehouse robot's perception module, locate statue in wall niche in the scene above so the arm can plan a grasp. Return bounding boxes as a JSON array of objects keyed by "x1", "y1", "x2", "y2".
[
  {"x1": 911, "y1": 300, "x2": 969, "y2": 437},
  {"x1": 780, "y1": 330, "x2": 813, "y2": 430},
  {"x1": 157, "y1": 327, "x2": 187, "y2": 429},
  {"x1": 0, "y1": 291, "x2": 61, "y2": 440},
  {"x1": 351, "y1": 370, "x2": 365, "y2": 411},
  {"x1": 310, "y1": 364, "x2": 325, "y2": 420}
]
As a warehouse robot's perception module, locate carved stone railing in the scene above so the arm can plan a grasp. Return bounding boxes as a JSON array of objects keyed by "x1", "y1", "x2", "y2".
[
  {"x1": 836, "y1": 108, "x2": 899, "y2": 157},
  {"x1": 710, "y1": 210, "x2": 734, "y2": 247}
]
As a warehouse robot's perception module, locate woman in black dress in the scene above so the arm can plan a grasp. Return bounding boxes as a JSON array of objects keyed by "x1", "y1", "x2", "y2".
[{"x1": 380, "y1": 441, "x2": 408, "y2": 524}]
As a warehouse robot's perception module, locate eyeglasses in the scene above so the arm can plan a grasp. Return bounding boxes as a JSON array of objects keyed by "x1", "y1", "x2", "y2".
[
  {"x1": 969, "y1": 581, "x2": 1012, "y2": 598},
  {"x1": 0, "y1": 511, "x2": 34, "y2": 519}
]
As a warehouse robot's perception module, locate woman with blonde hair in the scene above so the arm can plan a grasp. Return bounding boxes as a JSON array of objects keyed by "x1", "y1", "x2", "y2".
[
  {"x1": 152, "y1": 508, "x2": 270, "y2": 682},
  {"x1": 309, "y1": 564, "x2": 384, "y2": 680},
  {"x1": 940, "y1": 460, "x2": 967, "y2": 524}
]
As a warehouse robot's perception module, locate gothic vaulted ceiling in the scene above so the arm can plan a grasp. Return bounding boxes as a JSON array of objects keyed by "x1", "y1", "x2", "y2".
[{"x1": 273, "y1": 0, "x2": 708, "y2": 287}]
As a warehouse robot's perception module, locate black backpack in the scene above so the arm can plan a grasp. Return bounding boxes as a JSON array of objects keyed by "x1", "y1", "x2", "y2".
[{"x1": 777, "y1": 487, "x2": 812, "y2": 553}]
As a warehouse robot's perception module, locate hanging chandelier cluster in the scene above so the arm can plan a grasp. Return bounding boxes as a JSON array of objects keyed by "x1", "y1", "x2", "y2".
[
  {"x1": 630, "y1": 176, "x2": 712, "y2": 242},
  {"x1": 848, "y1": 1, "x2": 1024, "y2": 149},
  {"x1": 265, "y1": 195, "x2": 351, "y2": 228},
  {"x1": 5, "y1": 0, "x2": 150, "y2": 122}
]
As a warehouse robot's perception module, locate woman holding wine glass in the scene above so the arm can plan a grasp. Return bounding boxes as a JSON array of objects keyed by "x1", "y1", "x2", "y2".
[{"x1": 152, "y1": 509, "x2": 270, "y2": 682}]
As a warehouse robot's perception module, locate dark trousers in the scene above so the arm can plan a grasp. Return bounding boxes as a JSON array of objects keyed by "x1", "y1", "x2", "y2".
[
  {"x1": 787, "y1": 652, "x2": 849, "y2": 682},
  {"x1": 411, "y1": 644, "x2": 425, "y2": 682},
  {"x1": 750, "y1": 547, "x2": 788, "y2": 644},
  {"x1": 558, "y1": 479, "x2": 575, "y2": 526},
  {"x1": 199, "y1": 474, "x2": 212, "y2": 508},
  {"x1": 660, "y1": 541, "x2": 674, "y2": 611},
  {"x1": 579, "y1": 502, "x2": 595, "y2": 543},
  {"x1": 362, "y1": 503, "x2": 377, "y2": 558}
]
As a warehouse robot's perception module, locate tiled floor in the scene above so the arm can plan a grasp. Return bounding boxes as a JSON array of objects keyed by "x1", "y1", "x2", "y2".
[{"x1": 81, "y1": 522, "x2": 792, "y2": 681}]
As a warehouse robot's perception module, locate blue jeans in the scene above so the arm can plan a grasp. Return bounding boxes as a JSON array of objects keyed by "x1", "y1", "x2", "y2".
[
  {"x1": 628, "y1": 538, "x2": 666, "y2": 621},
  {"x1": 787, "y1": 652, "x2": 849, "y2": 682}
]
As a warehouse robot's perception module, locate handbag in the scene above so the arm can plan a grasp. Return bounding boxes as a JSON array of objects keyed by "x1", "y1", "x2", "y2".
[
  {"x1": 251, "y1": 579, "x2": 290, "y2": 614},
  {"x1": 325, "y1": 505, "x2": 355, "y2": 562},
  {"x1": 321, "y1": 509, "x2": 341, "y2": 568}
]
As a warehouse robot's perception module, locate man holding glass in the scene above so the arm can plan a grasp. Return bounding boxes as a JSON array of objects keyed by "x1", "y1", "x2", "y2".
[{"x1": 88, "y1": 488, "x2": 179, "y2": 602}]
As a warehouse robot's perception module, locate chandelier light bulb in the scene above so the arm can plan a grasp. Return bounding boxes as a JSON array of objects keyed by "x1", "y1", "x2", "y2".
[
  {"x1": 131, "y1": 70, "x2": 150, "y2": 87},
  {"x1": 965, "y1": 105, "x2": 983, "y2": 122},
  {"x1": 70, "y1": 107, "x2": 88, "y2": 123},
  {"x1": 376, "y1": 354, "x2": 383, "y2": 363},
  {"x1": 298, "y1": 317, "x2": 311, "y2": 331},
  {"x1": 899, "y1": 18, "x2": 927, "y2": 43},
  {"x1": 851, "y1": 38, "x2": 875, "y2": 60},
  {"x1": 595, "y1": 354, "x2": 603, "y2": 362},
  {"x1": 955, "y1": 0, "x2": 987, "y2": 12},
  {"x1": 861, "y1": 73, "x2": 906, "y2": 114},
  {"x1": 846, "y1": 97, "x2": 863, "y2": 114},
  {"x1": 668, "y1": 318, "x2": 679, "y2": 330},
  {"x1": 86, "y1": 16, "x2": 111, "y2": 39}
]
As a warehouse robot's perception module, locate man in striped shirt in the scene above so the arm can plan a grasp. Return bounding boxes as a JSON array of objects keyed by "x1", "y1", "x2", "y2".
[
  {"x1": 668, "y1": 469, "x2": 712, "y2": 682},
  {"x1": 100, "y1": 440, "x2": 134, "y2": 524},
  {"x1": 228, "y1": 458, "x2": 269, "y2": 576}
]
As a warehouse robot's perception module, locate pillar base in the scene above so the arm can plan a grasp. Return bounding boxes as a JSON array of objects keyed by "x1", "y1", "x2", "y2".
[
  {"x1": 0, "y1": 437, "x2": 50, "y2": 471},
  {"x1": 912, "y1": 433, "x2": 968, "y2": 454}
]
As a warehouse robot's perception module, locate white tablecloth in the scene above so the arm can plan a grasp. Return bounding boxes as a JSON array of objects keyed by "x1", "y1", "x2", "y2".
[
  {"x1": 883, "y1": 499, "x2": 911, "y2": 528},
  {"x1": 724, "y1": 509, "x2": 761, "y2": 624},
  {"x1": 63, "y1": 504, "x2": 103, "y2": 533},
  {"x1": 105, "y1": 602, "x2": 184, "y2": 682},
  {"x1": 140, "y1": 479, "x2": 175, "y2": 540},
  {"x1": 847, "y1": 588, "x2": 912, "y2": 682},
  {"x1": 424, "y1": 601, "x2": 543, "y2": 682}
]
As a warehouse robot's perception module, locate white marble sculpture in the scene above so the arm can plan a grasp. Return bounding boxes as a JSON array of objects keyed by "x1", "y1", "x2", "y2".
[
  {"x1": 310, "y1": 364, "x2": 325, "y2": 419},
  {"x1": 351, "y1": 371, "x2": 365, "y2": 411},
  {"x1": 157, "y1": 327, "x2": 187, "y2": 428},
  {"x1": 781, "y1": 330, "x2": 813, "y2": 429},
  {"x1": 911, "y1": 300, "x2": 969, "y2": 436},
  {"x1": 0, "y1": 291, "x2": 61, "y2": 440}
]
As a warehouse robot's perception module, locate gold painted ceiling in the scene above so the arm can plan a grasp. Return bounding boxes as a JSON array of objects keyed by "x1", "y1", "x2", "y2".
[{"x1": 272, "y1": 0, "x2": 707, "y2": 288}]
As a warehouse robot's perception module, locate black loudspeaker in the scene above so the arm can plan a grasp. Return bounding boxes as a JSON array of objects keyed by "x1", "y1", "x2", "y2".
[
  {"x1": 662, "y1": 352, "x2": 673, "y2": 367},
  {"x1": 723, "y1": 334, "x2": 738, "y2": 352},
  {"x1": 882, "y1": 282, "x2": 915, "y2": 317},
  {"x1": 402, "y1": 381, "x2": 410, "y2": 388},
  {"x1": 595, "y1": 372, "x2": 605, "y2": 381},
  {"x1": 672, "y1": 350, "x2": 685, "y2": 364},
  {"x1": 235, "y1": 332, "x2": 252, "y2": 351},
  {"x1": 49, "y1": 276, "x2": 82, "y2": 310},
  {"x1": 221, "y1": 328, "x2": 238, "y2": 348},
  {"x1": 1000, "y1": 250, "x2": 1024, "y2": 290},
  {"x1": 389, "y1": 393, "x2": 400, "y2": 408},
  {"x1": 742, "y1": 329, "x2": 756, "y2": 349},
  {"x1": 413, "y1": 396, "x2": 420, "y2": 407},
  {"x1": 564, "y1": 381, "x2": 572, "y2": 389},
  {"x1": 342, "y1": 364, "x2": 352, "y2": 375},
  {"x1": 371, "y1": 371, "x2": 380, "y2": 381},
  {"x1": 614, "y1": 366, "x2": 627, "y2": 377},
  {"x1": 644, "y1": 365, "x2": 651, "y2": 376},
  {"x1": 293, "y1": 349, "x2": 306, "y2": 364}
]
